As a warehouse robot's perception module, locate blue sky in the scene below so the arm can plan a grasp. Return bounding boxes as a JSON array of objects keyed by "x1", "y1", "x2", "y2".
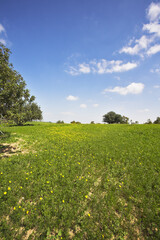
[{"x1": 0, "y1": 0, "x2": 160, "y2": 123}]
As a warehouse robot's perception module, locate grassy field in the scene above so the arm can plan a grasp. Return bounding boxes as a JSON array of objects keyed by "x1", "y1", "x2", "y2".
[{"x1": 0, "y1": 122, "x2": 160, "y2": 240}]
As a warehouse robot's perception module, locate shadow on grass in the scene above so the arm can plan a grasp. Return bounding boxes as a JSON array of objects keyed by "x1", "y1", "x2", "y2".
[
  {"x1": 8, "y1": 123, "x2": 35, "y2": 127},
  {"x1": 0, "y1": 144, "x2": 20, "y2": 156},
  {"x1": 0, "y1": 131, "x2": 11, "y2": 139},
  {"x1": 0, "y1": 131, "x2": 15, "y2": 158}
]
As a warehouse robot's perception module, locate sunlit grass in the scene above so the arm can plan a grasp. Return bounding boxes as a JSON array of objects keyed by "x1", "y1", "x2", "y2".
[{"x1": 0, "y1": 123, "x2": 160, "y2": 239}]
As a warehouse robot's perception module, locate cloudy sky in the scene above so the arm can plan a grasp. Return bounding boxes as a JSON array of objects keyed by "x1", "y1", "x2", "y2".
[{"x1": 1, "y1": 0, "x2": 160, "y2": 123}]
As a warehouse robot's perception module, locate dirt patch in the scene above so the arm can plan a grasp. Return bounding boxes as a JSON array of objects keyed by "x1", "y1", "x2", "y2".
[
  {"x1": 0, "y1": 138, "x2": 30, "y2": 157},
  {"x1": 23, "y1": 229, "x2": 35, "y2": 240}
]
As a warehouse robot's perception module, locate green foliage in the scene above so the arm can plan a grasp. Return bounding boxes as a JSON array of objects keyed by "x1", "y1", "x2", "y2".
[
  {"x1": 70, "y1": 121, "x2": 81, "y2": 124},
  {"x1": 0, "y1": 123, "x2": 160, "y2": 239},
  {"x1": 0, "y1": 44, "x2": 42, "y2": 125},
  {"x1": 154, "y1": 117, "x2": 160, "y2": 124},
  {"x1": 56, "y1": 120, "x2": 64, "y2": 124},
  {"x1": 145, "y1": 119, "x2": 152, "y2": 124},
  {"x1": 103, "y1": 111, "x2": 129, "y2": 124}
]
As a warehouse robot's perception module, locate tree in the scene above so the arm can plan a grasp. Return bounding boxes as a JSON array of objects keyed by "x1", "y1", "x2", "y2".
[
  {"x1": 154, "y1": 117, "x2": 160, "y2": 124},
  {"x1": 103, "y1": 111, "x2": 129, "y2": 124},
  {"x1": 56, "y1": 120, "x2": 64, "y2": 124},
  {"x1": 0, "y1": 44, "x2": 42, "y2": 125},
  {"x1": 145, "y1": 119, "x2": 152, "y2": 124},
  {"x1": 121, "y1": 116, "x2": 129, "y2": 124}
]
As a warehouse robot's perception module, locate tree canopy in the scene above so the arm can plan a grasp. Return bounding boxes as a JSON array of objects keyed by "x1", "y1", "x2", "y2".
[
  {"x1": 0, "y1": 44, "x2": 42, "y2": 125},
  {"x1": 154, "y1": 117, "x2": 160, "y2": 124},
  {"x1": 103, "y1": 111, "x2": 129, "y2": 124}
]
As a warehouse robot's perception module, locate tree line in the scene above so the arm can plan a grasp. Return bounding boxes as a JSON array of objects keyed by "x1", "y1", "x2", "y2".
[{"x1": 103, "y1": 111, "x2": 160, "y2": 124}]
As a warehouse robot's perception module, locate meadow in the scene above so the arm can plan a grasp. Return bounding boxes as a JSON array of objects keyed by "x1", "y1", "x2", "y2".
[{"x1": 0, "y1": 122, "x2": 160, "y2": 240}]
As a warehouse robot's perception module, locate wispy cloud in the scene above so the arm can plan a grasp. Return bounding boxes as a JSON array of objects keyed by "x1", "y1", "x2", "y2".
[
  {"x1": 61, "y1": 112, "x2": 75, "y2": 116},
  {"x1": 147, "y1": 44, "x2": 160, "y2": 55},
  {"x1": 150, "y1": 66, "x2": 160, "y2": 73},
  {"x1": 66, "y1": 95, "x2": 79, "y2": 101},
  {"x1": 67, "y1": 59, "x2": 138, "y2": 75},
  {"x1": 103, "y1": 82, "x2": 144, "y2": 95},
  {"x1": 93, "y1": 103, "x2": 99, "y2": 107},
  {"x1": 0, "y1": 23, "x2": 7, "y2": 45},
  {"x1": 80, "y1": 104, "x2": 87, "y2": 108},
  {"x1": 120, "y1": 35, "x2": 154, "y2": 56},
  {"x1": 153, "y1": 85, "x2": 160, "y2": 89},
  {"x1": 0, "y1": 39, "x2": 6, "y2": 45},
  {"x1": 120, "y1": 2, "x2": 160, "y2": 57},
  {"x1": 138, "y1": 108, "x2": 150, "y2": 113},
  {"x1": 146, "y1": 2, "x2": 160, "y2": 22},
  {"x1": 0, "y1": 24, "x2": 5, "y2": 34}
]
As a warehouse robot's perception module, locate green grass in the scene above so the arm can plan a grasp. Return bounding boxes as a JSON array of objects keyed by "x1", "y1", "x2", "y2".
[{"x1": 0, "y1": 122, "x2": 160, "y2": 239}]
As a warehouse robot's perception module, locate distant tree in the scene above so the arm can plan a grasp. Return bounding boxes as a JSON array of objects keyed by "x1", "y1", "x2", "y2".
[
  {"x1": 103, "y1": 111, "x2": 118, "y2": 124},
  {"x1": 145, "y1": 119, "x2": 152, "y2": 124},
  {"x1": 76, "y1": 121, "x2": 81, "y2": 124},
  {"x1": 70, "y1": 121, "x2": 81, "y2": 124},
  {"x1": 103, "y1": 111, "x2": 129, "y2": 124},
  {"x1": 154, "y1": 117, "x2": 160, "y2": 124},
  {"x1": 121, "y1": 116, "x2": 129, "y2": 124},
  {"x1": 56, "y1": 120, "x2": 64, "y2": 124},
  {"x1": 70, "y1": 121, "x2": 76, "y2": 124},
  {"x1": 0, "y1": 44, "x2": 42, "y2": 125},
  {"x1": 90, "y1": 121, "x2": 95, "y2": 124}
]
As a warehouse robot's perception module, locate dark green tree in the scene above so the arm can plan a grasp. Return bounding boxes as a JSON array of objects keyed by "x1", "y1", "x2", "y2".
[
  {"x1": 103, "y1": 111, "x2": 129, "y2": 124},
  {"x1": 103, "y1": 111, "x2": 121, "y2": 124},
  {"x1": 0, "y1": 44, "x2": 42, "y2": 125},
  {"x1": 154, "y1": 117, "x2": 160, "y2": 124},
  {"x1": 121, "y1": 115, "x2": 129, "y2": 124}
]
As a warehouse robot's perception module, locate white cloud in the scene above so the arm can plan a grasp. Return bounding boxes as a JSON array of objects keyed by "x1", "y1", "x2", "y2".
[
  {"x1": 120, "y1": 35, "x2": 153, "y2": 56},
  {"x1": 66, "y1": 66, "x2": 80, "y2": 76},
  {"x1": 67, "y1": 59, "x2": 138, "y2": 75},
  {"x1": 147, "y1": 44, "x2": 160, "y2": 55},
  {"x1": 153, "y1": 85, "x2": 160, "y2": 88},
  {"x1": 143, "y1": 22, "x2": 160, "y2": 37},
  {"x1": 103, "y1": 82, "x2": 144, "y2": 95},
  {"x1": 150, "y1": 66, "x2": 160, "y2": 73},
  {"x1": 0, "y1": 39, "x2": 6, "y2": 45},
  {"x1": 80, "y1": 104, "x2": 87, "y2": 108},
  {"x1": 66, "y1": 95, "x2": 79, "y2": 101},
  {"x1": 106, "y1": 61, "x2": 138, "y2": 73},
  {"x1": 0, "y1": 24, "x2": 5, "y2": 33},
  {"x1": 78, "y1": 63, "x2": 90, "y2": 73},
  {"x1": 67, "y1": 63, "x2": 90, "y2": 75},
  {"x1": 61, "y1": 112, "x2": 75, "y2": 116},
  {"x1": 93, "y1": 104, "x2": 99, "y2": 107},
  {"x1": 147, "y1": 2, "x2": 160, "y2": 22},
  {"x1": 138, "y1": 108, "x2": 150, "y2": 113},
  {"x1": 120, "y1": 3, "x2": 160, "y2": 57}
]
